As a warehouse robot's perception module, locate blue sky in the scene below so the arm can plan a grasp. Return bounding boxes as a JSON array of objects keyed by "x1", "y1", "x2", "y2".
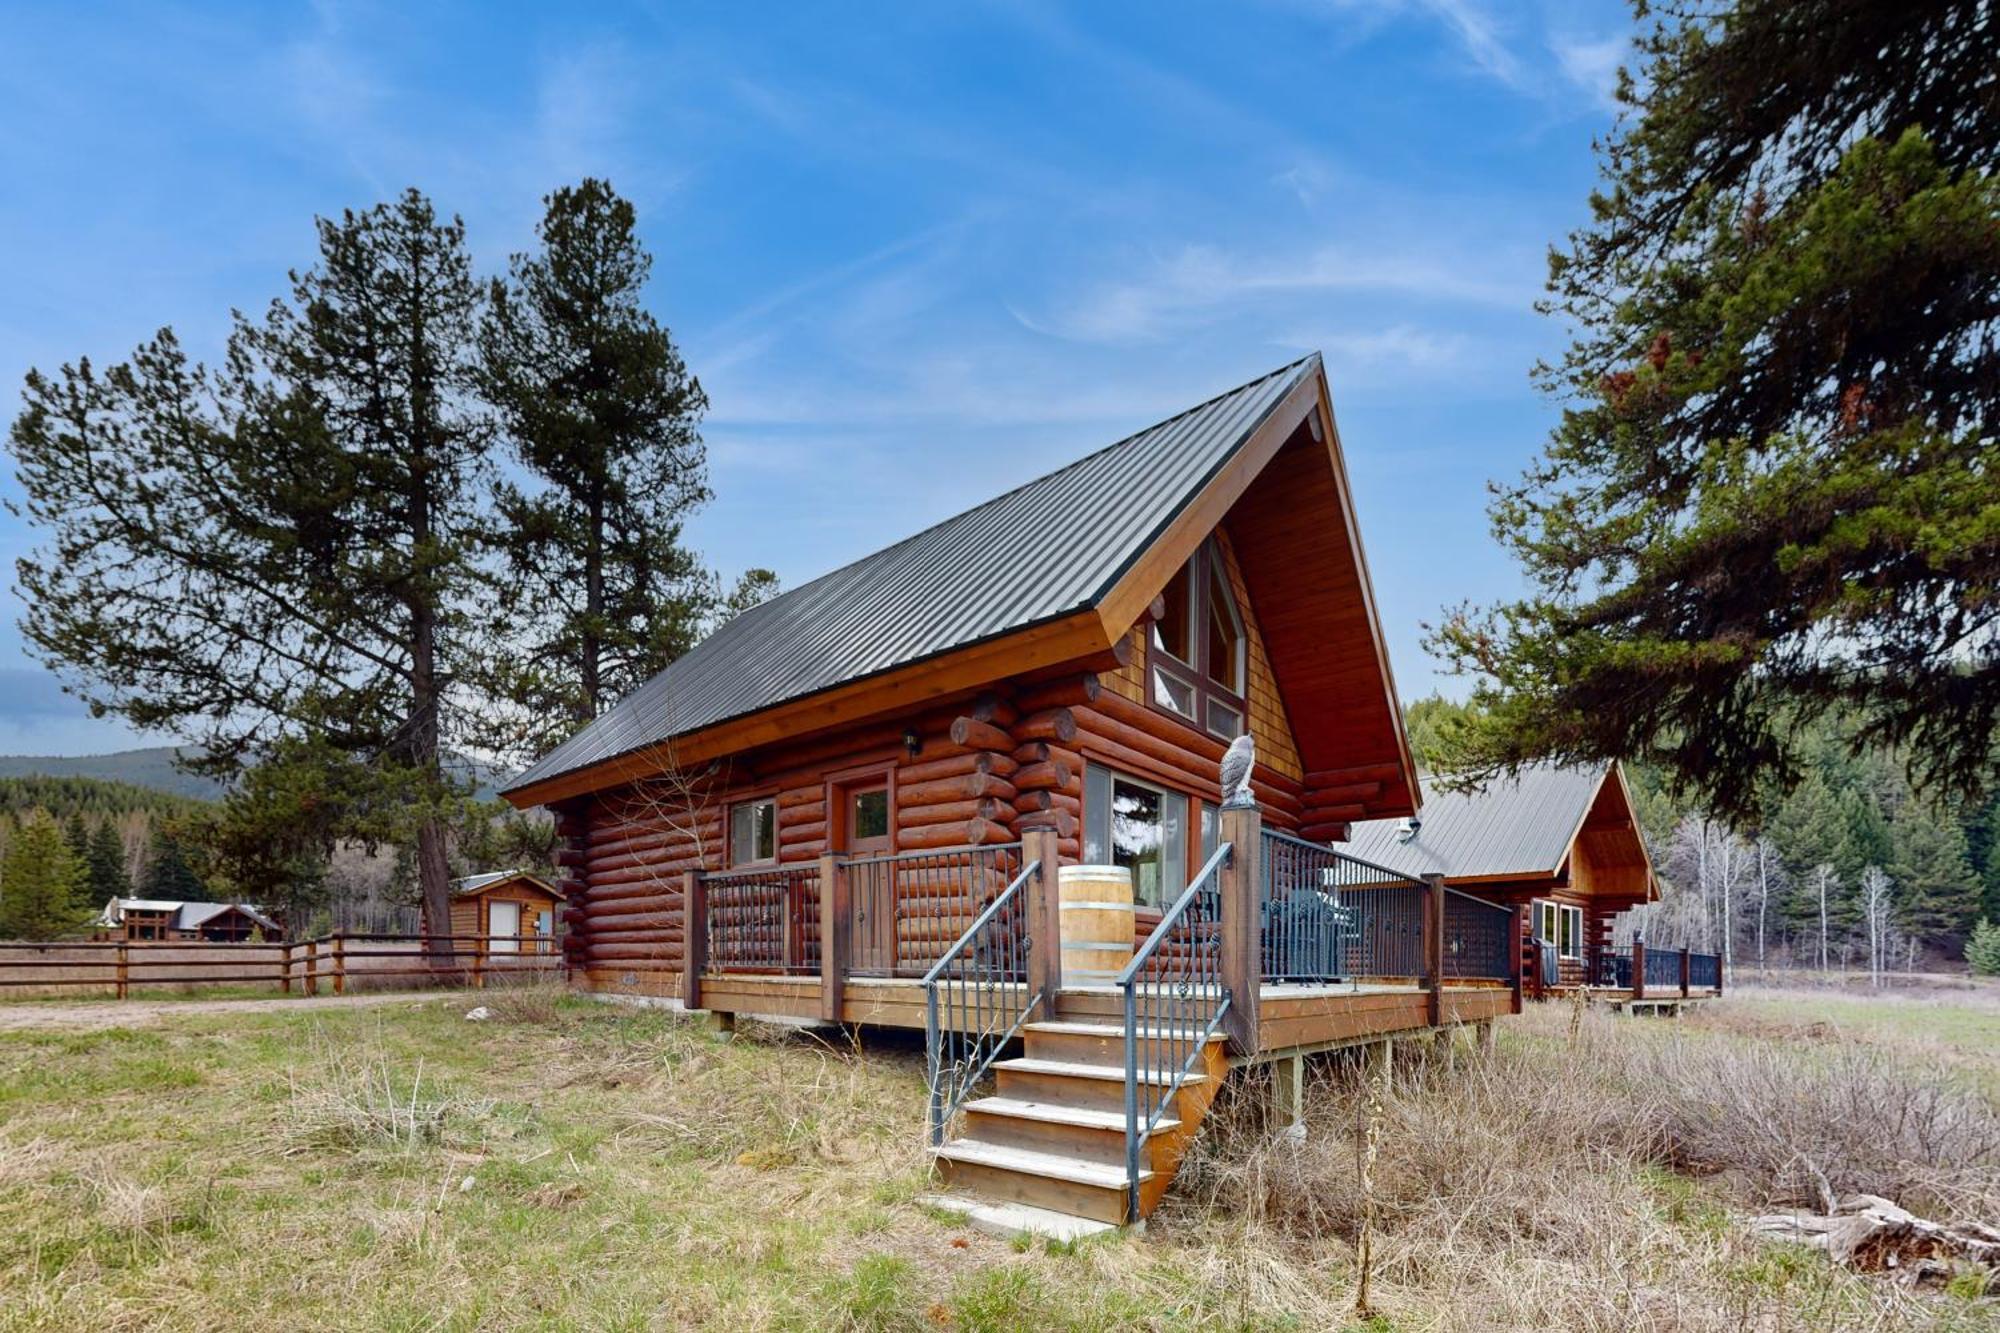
[{"x1": 0, "y1": 0, "x2": 1637, "y2": 755}]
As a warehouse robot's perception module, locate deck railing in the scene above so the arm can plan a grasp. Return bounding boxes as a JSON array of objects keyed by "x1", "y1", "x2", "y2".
[
  {"x1": 922, "y1": 858, "x2": 1043, "y2": 1146},
  {"x1": 1441, "y1": 888, "x2": 1515, "y2": 981},
  {"x1": 842, "y1": 844, "x2": 1024, "y2": 979},
  {"x1": 1643, "y1": 942, "x2": 1683, "y2": 992},
  {"x1": 1598, "y1": 948, "x2": 1633, "y2": 990},
  {"x1": 702, "y1": 864, "x2": 821, "y2": 975},
  {"x1": 1121, "y1": 842, "x2": 1233, "y2": 1223},
  {"x1": 1688, "y1": 950, "x2": 1722, "y2": 991},
  {"x1": 1259, "y1": 830, "x2": 1427, "y2": 983}
]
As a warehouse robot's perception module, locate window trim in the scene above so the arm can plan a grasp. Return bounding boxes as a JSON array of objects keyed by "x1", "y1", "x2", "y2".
[
  {"x1": 1083, "y1": 763, "x2": 1191, "y2": 909},
  {"x1": 1147, "y1": 538, "x2": 1250, "y2": 742},
  {"x1": 1533, "y1": 899, "x2": 1585, "y2": 962},
  {"x1": 727, "y1": 796, "x2": 779, "y2": 868}
]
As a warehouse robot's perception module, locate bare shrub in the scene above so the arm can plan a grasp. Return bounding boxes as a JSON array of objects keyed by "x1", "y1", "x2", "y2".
[
  {"x1": 473, "y1": 975, "x2": 570, "y2": 1027},
  {"x1": 1164, "y1": 1010, "x2": 1997, "y2": 1329},
  {"x1": 278, "y1": 1041, "x2": 496, "y2": 1154},
  {"x1": 1630, "y1": 1035, "x2": 2000, "y2": 1219}
]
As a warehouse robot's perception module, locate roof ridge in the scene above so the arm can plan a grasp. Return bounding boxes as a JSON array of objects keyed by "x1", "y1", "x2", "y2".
[{"x1": 709, "y1": 353, "x2": 1321, "y2": 634}]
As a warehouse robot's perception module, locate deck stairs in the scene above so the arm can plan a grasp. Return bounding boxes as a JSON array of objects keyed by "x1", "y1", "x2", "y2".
[{"x1": 927, "y1": 992, "x2": 1230, "y2": 1230}]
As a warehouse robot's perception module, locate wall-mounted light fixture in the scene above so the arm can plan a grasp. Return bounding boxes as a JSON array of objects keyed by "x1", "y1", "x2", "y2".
[{"x1": 903, "y1": 727, "x2": 922, "y2": 759}]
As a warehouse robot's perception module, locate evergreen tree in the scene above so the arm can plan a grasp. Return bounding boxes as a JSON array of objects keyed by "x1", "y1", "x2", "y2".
[
  {"x1": 9, "y1": 189, "x2": 496, "y2": 950},
  {"x1": 1967, "y1": 919, "x2": 2000, "y2": 977},
  {"x1": 138, "y1": 825, "x2": 208, "y2": 902},
  {"x1": 1428, "y1": 1, "x2": 2000, "y2": 824},
  {"x1": 1888, "y1": 799, "x2": 1982, "y2": 943},
  {"x1": 61, "y1": 809, "x2": 89, "y2": 865},
  {"x1": 84, "y1": 818, "x2": 129, "y2": 903},
  {"x1": 0, "y1": 810, "x2": 91, "y2": 940},
  {"x1": 475, "y1": 178, "x2": 723, "y2": 760}
]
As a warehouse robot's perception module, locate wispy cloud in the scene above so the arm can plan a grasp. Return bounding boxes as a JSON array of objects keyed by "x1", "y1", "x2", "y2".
[
  {"x1": 1548, "y1": 31, "x2": 1628, "y2": 109},
  {"x1": 1017, "y1": 241, "x2": 1532, "y2": 345}
]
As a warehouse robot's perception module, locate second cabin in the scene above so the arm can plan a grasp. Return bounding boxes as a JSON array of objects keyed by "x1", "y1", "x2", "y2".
[{"x1": 502, "y1": 354, "x2": 1532, "y2": 1229}]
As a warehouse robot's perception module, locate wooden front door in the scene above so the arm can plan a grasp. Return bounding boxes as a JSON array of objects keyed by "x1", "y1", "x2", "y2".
[{"x1": 835, "y1": 777, "x2": 896, "y2": 975}]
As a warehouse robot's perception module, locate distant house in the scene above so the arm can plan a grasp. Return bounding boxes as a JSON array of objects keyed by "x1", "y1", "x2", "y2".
[
  {"x1": 450, "y1": 870, "x2": 561, "y2": 954},
  {"x1": 98, "y1": 898, "x2": 283, "y2": 943},
  {"x1": 1345, "y1": 761, "x2": 1672, "y2": 992}
]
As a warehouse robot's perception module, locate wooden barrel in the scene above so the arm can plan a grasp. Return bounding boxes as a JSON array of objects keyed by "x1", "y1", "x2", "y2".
[{"x1": 1059, "y1": 865, "x2": 1135, "y2": 986}]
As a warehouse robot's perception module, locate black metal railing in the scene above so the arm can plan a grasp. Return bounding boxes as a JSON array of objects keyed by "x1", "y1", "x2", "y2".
[
  {"x1": 842, "y1": 844, "x2": 1024, "y2": 978},
  {"x1": 1688, "y1": 951, "x2": 1722, "y2": 990},
  {"x1": 1121, "y1": 843, "x2": 1232, "y2": 1224},
  {"x1": 703, "y1": 864, "x2": 821, "y2": 974},
  {"x1": 1598, "y1": 948, "x2": 1632, "y2": 989},
  {"x1": 1643, "y1": 944, "x2": 1683, "y2": 992},
  {"x1": 1259, "y1": 830, "x2": 1427, "y2": 983},
  {"x1": 1442, "y1": 888, "x2": 1515, "y2": 981},
  {"x1": 922, "y1": 859, "x2": 1043, "y2": 1147}
]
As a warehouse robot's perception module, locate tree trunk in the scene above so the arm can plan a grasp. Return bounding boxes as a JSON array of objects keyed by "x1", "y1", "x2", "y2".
[{"x1": 418, "y1": 816, "x2": 453, "y2": 966}]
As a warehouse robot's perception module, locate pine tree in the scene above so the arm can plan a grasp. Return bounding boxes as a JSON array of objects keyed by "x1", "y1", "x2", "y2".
[
  {"x1": 1427, "y1": 2, "x2": 2000, "y2": 823},
  {"x1": 0, "y1": 810, "x2": 91, "y2": 940},
  {"x1": 138, "y1": 826, "x2": 208, "y2": 902},
  {"x1": 1967, "y1": 919, "x2": 2000, "y2": 977},
  {"x1": 84, "y1": 818, "x2": 129, "y2": 903},
  {"x1": 1888, "y1": 799, "x2": 1983, "y2": 944},
  {"x1": 61, "y1": 810, "x2": 90, "y2": 865},
  {"x1": 475, "y1": 178, "x2": 723, "y2": 760},
  {"x1": 9, "y1": 189, "x2": 497, "y2": 951}
]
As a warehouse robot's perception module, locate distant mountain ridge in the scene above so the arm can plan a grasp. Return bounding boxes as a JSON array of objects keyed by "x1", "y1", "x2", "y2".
[
  {"x1": 0, "y1": 747, "x2": 227, "y2": 800},
  {"x1": 0, "y1": 745, "x2": 515, "y2": 802}
]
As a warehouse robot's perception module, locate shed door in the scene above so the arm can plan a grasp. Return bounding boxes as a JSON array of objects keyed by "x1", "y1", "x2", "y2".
[
  {"x1": 489, "y1": 900, "x2": 521, "y2": 954},
  {"x1": 838, "y1": 781, "x2": 896, "y2": 975}
]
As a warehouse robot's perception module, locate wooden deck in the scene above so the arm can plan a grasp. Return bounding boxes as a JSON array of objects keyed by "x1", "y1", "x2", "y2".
[{"x1": 575, "y1": 967, "x2": 1517, "y2": 1057}]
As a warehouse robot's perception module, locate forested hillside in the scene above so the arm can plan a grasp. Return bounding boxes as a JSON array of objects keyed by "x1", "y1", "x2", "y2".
[{"x1": 1407, "y1": 697, "x2": 1998, "y2": 974}]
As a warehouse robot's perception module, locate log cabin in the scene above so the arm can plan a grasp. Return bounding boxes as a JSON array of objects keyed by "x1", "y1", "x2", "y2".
[
  {"x1": 449, "y1": 870, "x2": 562, "y2": 956},
  {"x1": 502, "y1": 353, "x2": 1526, "y2": 1232},
  {"x1": 96, "y1": 898, "x2": 283, "y2": 943},
  {"x1": 1345, "y1": 761, "x2": 1723, "y2": 1005}
]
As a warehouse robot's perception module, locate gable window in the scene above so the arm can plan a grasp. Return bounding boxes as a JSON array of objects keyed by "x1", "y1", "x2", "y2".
[
  {"x1": 1533, "y1": 900, "x2": 1584, "y2": 961},
  {"x1": 1083, "y1": 765, "x2": 1190, "y2": 908},
  {"x1": 728, "y1": 797, "x2": 777, "y2": 867},
  {"x1": 1148, "y1": 538, "x2": 1248, "y2": 741}
]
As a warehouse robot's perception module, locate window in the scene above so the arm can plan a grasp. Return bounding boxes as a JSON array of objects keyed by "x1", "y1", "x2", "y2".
[
  {"x1": 1148, "y1": 539, "x2": 1248, "y2": 740},
  {"x1": 850, "y1": 788, "x2": 889, "y2": 841},
  {"x1": 1083, "y1": 765, "x2": 1190, "y2": 907},
  {"x1": 728, "y1": 798, "x2": 777, "y2": 867},
  {"x1": 1533, "y1": 900, "x2": 1584, "y2": 961}
]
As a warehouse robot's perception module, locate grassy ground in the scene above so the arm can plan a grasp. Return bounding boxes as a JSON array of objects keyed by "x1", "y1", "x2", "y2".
[{"x1": 0, "y1": 985, "x2": 1994, "y2": 1331}]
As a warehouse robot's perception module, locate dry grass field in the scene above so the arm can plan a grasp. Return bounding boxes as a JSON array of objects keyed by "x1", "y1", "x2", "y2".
[{"x1": 0, "y1": 983, "x2": 1995, "y2": 1331}]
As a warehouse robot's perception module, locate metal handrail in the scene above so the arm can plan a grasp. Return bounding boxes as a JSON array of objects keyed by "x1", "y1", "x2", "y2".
[
  {"x1": 1262, "y1": 827, "x2": 1424, "y2": 884},
  {"x1": 1119, "y1": 842, "x2": 1233, "y2": 1223},
  {"x1": 922, "y1": 859, "x2": 1042, "y2": 1147}
]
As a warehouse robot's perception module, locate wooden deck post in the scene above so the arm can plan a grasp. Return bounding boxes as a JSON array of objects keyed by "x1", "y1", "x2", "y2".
[
  {"x1": 115, "y1": 940, "x2": 129, "y2": 1000},
  {"x1": 1421, "y1": 874, "x2": 1445, "y2": 1027},
  {"x1": 333, "y1": 931, "x2": 346, "y2": 997},
  {"x1": 817, "y1": 854, "x2": 843, "y2": 1022},
  {"x1": 1218, "y1": 802, "x2": 1262, "y2": 1053},
  {"x1": 684, "y1": 870, "x2": 707, "y2": 1011},
  {"x1": 1508, "y1": 904, "x2": 1526, "y2": 1014},
  {"x1": 1020, "y1": 825, "x2": 1062, "y2": 1003},
  {"x1": 1680, "y1": 947, "x2": 1690, "y2": 998},
  {"x1": 1632, "y1": 936, "x2": 1646, "y2": 1001}
]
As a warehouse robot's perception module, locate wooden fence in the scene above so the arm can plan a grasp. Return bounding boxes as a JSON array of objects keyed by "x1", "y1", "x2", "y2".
[{"x1": 0, "y1": 933, "x2": 561, "y2": 1000}]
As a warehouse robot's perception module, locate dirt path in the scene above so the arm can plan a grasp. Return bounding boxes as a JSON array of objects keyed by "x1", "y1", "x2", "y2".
[{"x1": 0, "y1": 990, "x2": 457, "y2": 1032}]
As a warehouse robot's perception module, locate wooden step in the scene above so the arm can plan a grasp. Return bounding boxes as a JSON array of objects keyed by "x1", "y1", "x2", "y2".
[
  {"x1": 994, "y1": 1056, "x2": 1207, "y2": 1113},
  {"x1": 959, "y1": 1095, "x2": 1179, "y2": 1167},
  {"x1": 1023, "y1": 1020, "x2": 1226, "y2": 1067},
  {"x1": 932, "y1": 1139, "x2": 1146, "y2": 1225}
]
